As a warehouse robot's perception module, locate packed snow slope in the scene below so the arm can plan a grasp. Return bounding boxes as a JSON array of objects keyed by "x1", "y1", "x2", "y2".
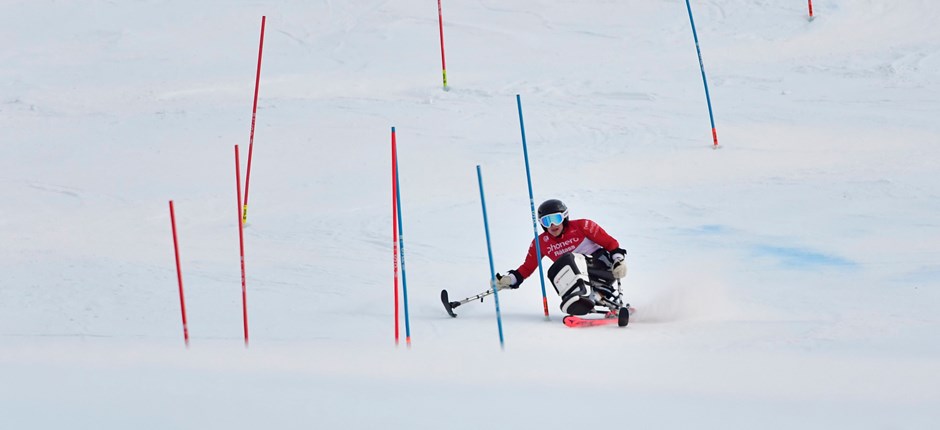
[{"x1": 2, "y1": 0, "x2": 939, "y2": 428}]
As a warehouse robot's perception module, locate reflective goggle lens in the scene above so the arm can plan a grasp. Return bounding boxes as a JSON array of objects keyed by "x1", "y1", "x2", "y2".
[{"x1": 539, "y1": 212, "x2": 566, "y2": 228}]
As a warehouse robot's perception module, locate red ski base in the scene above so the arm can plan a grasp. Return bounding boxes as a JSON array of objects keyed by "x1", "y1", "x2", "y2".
[
  {"x1": 563, "y1": 316, "x2": 617, "y2": 328},
  {"x1": 563, "y1": 307, "x2": 635, "y2": 328}
]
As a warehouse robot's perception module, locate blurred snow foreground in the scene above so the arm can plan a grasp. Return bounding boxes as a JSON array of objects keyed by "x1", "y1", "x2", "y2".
[{"x1": 1, "y1": 1, "x2": 939, "y2": 429}]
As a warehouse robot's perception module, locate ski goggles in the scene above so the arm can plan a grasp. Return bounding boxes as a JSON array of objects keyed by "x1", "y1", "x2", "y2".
[{"x1": 539, "y1": 211, "x2": 567, "y2": 228}]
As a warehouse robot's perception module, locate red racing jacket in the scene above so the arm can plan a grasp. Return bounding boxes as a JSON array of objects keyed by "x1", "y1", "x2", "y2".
[{"x1": 515, "y1": 218, "x2": 620, "y2": 279}]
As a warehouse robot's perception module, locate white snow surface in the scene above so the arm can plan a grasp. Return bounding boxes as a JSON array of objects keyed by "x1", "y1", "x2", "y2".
[{"x1": 2, "y1": 0, "x2": 940, "y2": 428}]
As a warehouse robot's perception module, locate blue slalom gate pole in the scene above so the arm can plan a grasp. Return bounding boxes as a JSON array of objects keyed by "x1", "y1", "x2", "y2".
[
  {"x1": 392, "y1": 127, "x2": 412, "y2": 346},
  {"x1": 684, "y1": 0, "x2": 720, "y2": 149},
  {"x1": 476, "y1": 165, "x2": 505, "y2": 349},
  {"x1": 515, "y1": 95, "x2": 550, "y2": 318}
]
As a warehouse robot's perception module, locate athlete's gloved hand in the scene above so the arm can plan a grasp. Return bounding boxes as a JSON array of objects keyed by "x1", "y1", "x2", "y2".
[
  {"x1": 496, "y1": 270, "x2": 521, "y2": 289},
  {"x1": 611, "y1": 249, "x2": 628, "y2": 279}
]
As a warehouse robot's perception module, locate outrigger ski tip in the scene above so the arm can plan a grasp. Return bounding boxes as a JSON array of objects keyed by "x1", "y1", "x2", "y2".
[
  {"x1": 441, "y1": 285, "x2": 502, "y2": 318},
  {"x1": 441, "y1": 289, "x2": 459, "y2": 318}
]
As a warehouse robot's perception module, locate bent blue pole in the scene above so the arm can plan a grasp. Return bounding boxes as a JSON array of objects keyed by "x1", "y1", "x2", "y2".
[
  {"x1": 476, "y1": 165, "x2": 505, "y2": 349},
  {"x1": 393, "y1": 127, "x2": 413, "y2": 346},
  {"x1": 516, "y1": 95, "x2": 550, "y2": 318},
  {"x1": 684, "y1": 0, "x2": 720, "y2": 148}
]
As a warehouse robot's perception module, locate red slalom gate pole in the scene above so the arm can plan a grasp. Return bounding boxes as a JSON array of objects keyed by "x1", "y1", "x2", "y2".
[
  {"x1": 437, "y1": 0, "x2": 449, "y2": 90},
  {"x1": 235, "y1": 145, "x2": 250, "y2": 347},
  {"x1": 392, "y1": 128, "x2": 401, "y2": 346},
  {"x1": 808, "y1": 1, "x2": 815, "y2": 21},
  {"x1": 243, "y1": 16, "x2": 267, "y2": 224},
  {"x1": 168, "y1": 200, "x2": 190, "y2": 347}
]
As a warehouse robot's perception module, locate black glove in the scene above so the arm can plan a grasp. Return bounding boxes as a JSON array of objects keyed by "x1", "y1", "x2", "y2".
[{"x1": 610, "y1": 248, "x2": 627, "y2": 260}]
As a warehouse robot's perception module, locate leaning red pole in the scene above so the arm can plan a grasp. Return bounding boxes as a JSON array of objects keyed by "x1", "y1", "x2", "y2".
[
  {"x1": 808, "y1": 1, "x2": 814, "y2": 19},
  {"x1": 168, "y1": 200, "x2": 190, "y2": 347},
  {"x1": 392, "y1": 128, "x2": 400, "y2": 346},
  {"x1": 437, "y1": 0, "x2": 448, "y2": 89},
  {"x1": 242, "y1": 16, "x2": 266, "y2": 224},
  {"x1": 235, "y1": 145, "x2": 249, "y2": 346}
]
